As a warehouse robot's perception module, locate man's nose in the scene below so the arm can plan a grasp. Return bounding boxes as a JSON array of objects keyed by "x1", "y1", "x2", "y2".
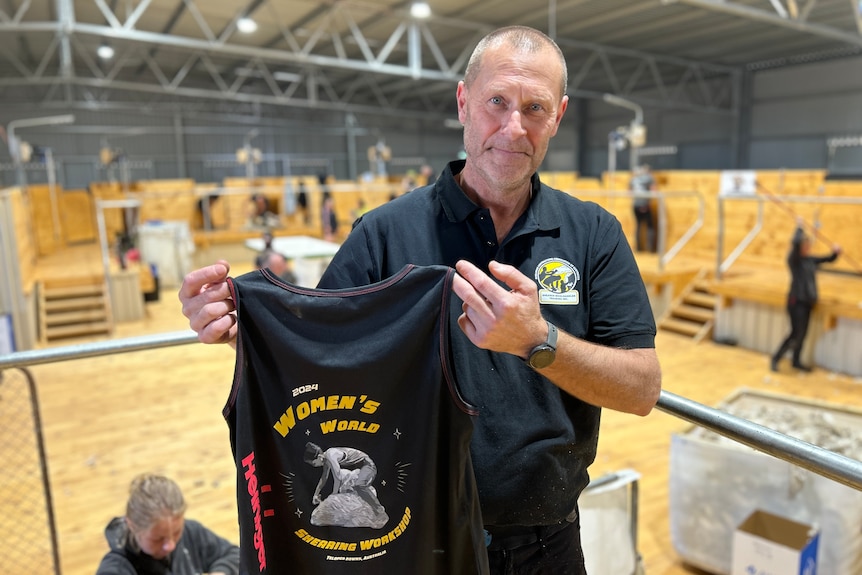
[{"x1": 501, "y1": 109, "x2": 527, "y2": 137}]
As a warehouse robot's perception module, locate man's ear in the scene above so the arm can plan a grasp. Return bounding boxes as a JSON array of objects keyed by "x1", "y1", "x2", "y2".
[{"x1": 456, "y1": 81, "x2": 468, "y2": 125}]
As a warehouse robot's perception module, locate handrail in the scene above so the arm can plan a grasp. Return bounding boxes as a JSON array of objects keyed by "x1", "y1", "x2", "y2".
[
  {"x1": 0, "y1": 330, "x2": 199, "y2": 369},
  {"x1": 658, "y1": 192, "x2": 704, "y2": 271},
  {"x1": 717, "y1": 197, "x2": 763, "y2": 278},
  {"x1": 656, "y1": 390, "x2": 862, "y2": 492},
  {"x1": 2, "y1": 331, "x2": 861, "y2": 493},
  {"x1": 572, "y1": 189, "x2": 705, "y2": 270}
]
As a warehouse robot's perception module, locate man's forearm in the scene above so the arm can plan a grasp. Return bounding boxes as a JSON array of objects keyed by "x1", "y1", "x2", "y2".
[{"x1": 537, "y1": 331, "x2": 661, "y2": 416}]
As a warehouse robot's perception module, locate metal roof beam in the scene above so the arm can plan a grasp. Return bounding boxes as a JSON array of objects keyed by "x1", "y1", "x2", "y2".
[
  {"x1": 0, "y1": 1, "x2": 738, "y2": 116},
  {"x1": 662, "y1": 0, "x2": 862, "y2": 46}
]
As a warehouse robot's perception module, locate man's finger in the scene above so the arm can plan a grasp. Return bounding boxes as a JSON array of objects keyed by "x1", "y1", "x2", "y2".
[
  {"x1": 454, "y1": 260, "x2": 507, "y2": 302},
  {"x1": 487, "y1": 260, "x2": 536, "y2": 294},
  {"x1": 179, "y1": 261, "x2": 230, "y2": 299}
]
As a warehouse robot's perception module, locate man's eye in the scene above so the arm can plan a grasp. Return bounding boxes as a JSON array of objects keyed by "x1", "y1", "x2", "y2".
[
  {"x1": 490, "y1": 96, "x2": 503, "y2": 105},
  {"x1": 529, "y1": 103, "x2": 543, "y2": 112}
]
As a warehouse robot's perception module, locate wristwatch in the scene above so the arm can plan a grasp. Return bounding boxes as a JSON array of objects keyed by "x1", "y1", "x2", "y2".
[{"x1": 527, "y1": 320, "x2": 558, "y2": 369}]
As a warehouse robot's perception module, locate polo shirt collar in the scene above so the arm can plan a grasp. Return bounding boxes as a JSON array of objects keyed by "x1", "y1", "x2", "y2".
[{"x1": 438, "y1": 159, "x2": 561, "y2": 233}]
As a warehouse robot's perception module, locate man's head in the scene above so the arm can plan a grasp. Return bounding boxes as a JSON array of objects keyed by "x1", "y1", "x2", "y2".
[
  {"x1": 265, "y1": 251, "x2": 288, "y2": 276},
  {"x1": 464, "y1": 26, "x2": 567, "y2": 99},
  {"x1": 457, "y1": 26, "x2": 569, "y2": 194}
]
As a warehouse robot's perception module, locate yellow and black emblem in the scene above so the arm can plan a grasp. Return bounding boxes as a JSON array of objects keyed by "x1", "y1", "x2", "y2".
[{"x1": 535, "y1": 258, "x2": 581, "y2": 305}]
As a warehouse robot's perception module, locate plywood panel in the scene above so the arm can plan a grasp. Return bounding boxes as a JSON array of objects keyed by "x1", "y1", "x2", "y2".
[
  {"x1": 26, "y1": 184, "x2": 62, "y2": 256},
  {"x1": 10, "y1": 187, "x2": 38, "y2": 293},
  {"x1": 61, "y1": 190, "x2": 97, "y2": 244}
]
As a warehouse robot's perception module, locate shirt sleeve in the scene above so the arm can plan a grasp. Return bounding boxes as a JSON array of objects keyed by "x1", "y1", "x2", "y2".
[
  {"x1": 185, "y1": 520, "x2": 240, "y2": 575},
  {"x1": 94, "y1": 552, "x2": 138, "y2": 575},
  {"x1": 317, "y1": 221, "x2": 380, "y2": 289},
  {"x1": 583, "y1": 212, "x2": 657, "y2": 349}
]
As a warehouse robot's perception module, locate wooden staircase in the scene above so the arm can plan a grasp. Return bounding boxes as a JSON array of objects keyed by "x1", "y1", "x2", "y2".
[
  {"x1": 658, "y1": 269, "x2": 717, "y2": 342},
  {"x1": 38, "y1": 279, "x2": 112, "y2": 343}
]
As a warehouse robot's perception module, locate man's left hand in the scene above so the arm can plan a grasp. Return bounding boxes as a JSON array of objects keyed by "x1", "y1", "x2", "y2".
[{"x1": 452, "y1": 260, "x2": 547, "y2": 358}]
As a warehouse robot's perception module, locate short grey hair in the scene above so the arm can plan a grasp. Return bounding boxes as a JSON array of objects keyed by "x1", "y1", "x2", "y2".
[{"x1": 464, "y1": 26, "x2": 568, "y2": 98}]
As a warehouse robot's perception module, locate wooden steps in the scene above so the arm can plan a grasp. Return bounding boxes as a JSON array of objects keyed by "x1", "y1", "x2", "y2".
[
  {"x1": 658, "y1": 269, "x2": 717, "y2": 342},
  {"x1": 39, "y1": 281, "x2": 112, "y2": 342}
]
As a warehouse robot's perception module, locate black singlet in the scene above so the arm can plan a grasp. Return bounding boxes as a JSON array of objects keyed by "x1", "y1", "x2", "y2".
[{"x1": 225, "y1": 264, "x2": 489, "y2": 574}]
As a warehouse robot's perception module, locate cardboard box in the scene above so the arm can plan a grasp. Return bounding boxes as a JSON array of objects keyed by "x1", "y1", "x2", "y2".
[{"x1": 732, "y1": 510, "x2": 819, "y2": 575}]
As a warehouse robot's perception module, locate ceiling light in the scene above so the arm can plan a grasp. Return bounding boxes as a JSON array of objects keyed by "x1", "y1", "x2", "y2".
[
  {"x1": 410, "y1": 2, "x2": 431, "y2": 18},
  {"x1": 237, "y1": 17, "x2": 258, "y2": 33},
  {"x1": 97, "y1": 43, "x2": 114, "y2": 59}
]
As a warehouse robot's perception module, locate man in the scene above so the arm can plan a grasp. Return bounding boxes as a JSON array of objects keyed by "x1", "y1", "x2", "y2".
[
  {"x1": 630, "y1": 164, "x2": 657, "y2": 252},
  {"x1": 180, "y1": 26, "x2": 661, "y2": 574},
  {"x1": 263, "y1": 250, "x2": 297, "y2": 284},
  {"x1": 771, "y1": 220, "x2": 841, "y2": 372}
]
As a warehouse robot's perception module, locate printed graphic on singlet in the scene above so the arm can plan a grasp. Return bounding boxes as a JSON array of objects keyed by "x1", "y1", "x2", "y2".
[
  {"x1": 262, "y1": 382, "x2": 415, "y2": 564},
  {"x1": 535, "y1": 257, "x2": 580, "y2": 305}
]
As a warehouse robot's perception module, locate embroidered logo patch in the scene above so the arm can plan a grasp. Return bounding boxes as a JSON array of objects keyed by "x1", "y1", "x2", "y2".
[{"x1": 535, "y1": 258, "x2": 580, "y2": 305}]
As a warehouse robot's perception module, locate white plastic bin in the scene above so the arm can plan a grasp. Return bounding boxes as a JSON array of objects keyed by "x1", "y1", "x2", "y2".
[{"x1": 670, "y1": 388, "x2": 862, "y2": 575}]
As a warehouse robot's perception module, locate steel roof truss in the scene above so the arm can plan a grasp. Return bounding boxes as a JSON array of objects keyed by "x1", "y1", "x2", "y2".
[
  {"x1": 597, "y1": 52, "x2": 622, "y2": 94},
  {"x1": 182, "y1": 0, "x2": 217, "y2": 43},
  {"x1": 144, "y1": 52, "x2": 171, "y2": 86},
  {"x1": 200, "y1": 54, "x2": 230, "y2": 92},
  {"x1": 1, "y1": 38, "x2": 35, "y2": 77},
  {"x1": 69, "y1": 34, "x2": 105, "y2": 79},
  {"x1": 647, "y1": 58, "x2": 671, "y2": 102},
  {"x1": 34, "y1": 34, "x2": 60, "y2": 79},
  {"x1": 0, "y1": 0, "x2": 740, "y2": 116},
  {"x1": 2, "y1": 0, "x2": 32, "y2": 24},
  {"x1": 170, "y1": 53, "x2": 199, "y2": 90},
  {"x1": 93, "y1": 0, "x2": 123, "y2": 29},
  {"x1": 664, "y1": 0, "x2": 862, "y2": 46}
]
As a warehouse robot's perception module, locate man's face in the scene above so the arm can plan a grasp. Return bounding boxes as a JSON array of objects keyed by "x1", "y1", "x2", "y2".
[{"x1": 456, "y1": 45, "x2": 568, "y2": 191}]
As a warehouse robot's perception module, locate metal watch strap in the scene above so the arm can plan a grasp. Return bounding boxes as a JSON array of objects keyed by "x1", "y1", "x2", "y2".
[{"x1": 545, "y1": 321, "x2": 558, "y2": 349}]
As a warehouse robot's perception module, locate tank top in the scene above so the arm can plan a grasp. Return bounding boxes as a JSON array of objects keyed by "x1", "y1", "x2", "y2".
[{"x1": 225, "y1": 264, "x2": 489, "y2": 574}]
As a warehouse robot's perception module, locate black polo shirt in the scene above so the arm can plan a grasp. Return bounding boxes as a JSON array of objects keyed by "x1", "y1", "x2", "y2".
[{"x1": 319, "y1": 160, "x2": 655, "y2": 526}]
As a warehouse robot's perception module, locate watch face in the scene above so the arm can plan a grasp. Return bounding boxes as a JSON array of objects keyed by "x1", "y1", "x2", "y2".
[{"x1": 529, "y1": 347, "x2": 555, "y2": 369}]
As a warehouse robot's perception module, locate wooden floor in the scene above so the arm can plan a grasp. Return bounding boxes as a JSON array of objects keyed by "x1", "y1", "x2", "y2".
[{"x1": 7, "y1": 245, "x2": 862, "y2": 575}]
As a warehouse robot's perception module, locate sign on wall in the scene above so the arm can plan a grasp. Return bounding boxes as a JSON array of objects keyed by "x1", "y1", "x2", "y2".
[{"x1": 719, "y1": 170, "x2": 757, "y2": 196}]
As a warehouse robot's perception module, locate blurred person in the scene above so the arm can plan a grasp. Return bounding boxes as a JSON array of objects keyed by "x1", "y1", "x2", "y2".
[
  {"x1": 296, "y1": 180, "x2": 310, "y2": 225},
  {"x1": 95, "y1": 473, "x2": 239, "y2": 575},
  {"x1": 248, "y1": 193, "x2": 279, "y2": 228},
  {"x1": 630, "y1": 164, "x2": 657, "y2": 252},
  {"x1": 262, "y1": 250, "x2": 297, "y2": 284},
  {"x1": 771, "y1": 220, "x2": 841, "y2": 372},
  {"x1": 320, "y1": 191, "x2": 339, "y2": 241}
]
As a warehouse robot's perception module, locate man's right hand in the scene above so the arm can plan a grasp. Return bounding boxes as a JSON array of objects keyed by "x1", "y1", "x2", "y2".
[{"x1": 178, "y1": 260, "x2": 237, "y2": 346}]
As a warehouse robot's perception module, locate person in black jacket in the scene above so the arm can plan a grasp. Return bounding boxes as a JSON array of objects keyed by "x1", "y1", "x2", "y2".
[
  {"x1": 95, "y1": 473, "x2": 239, "y2": 575},
  {"x1": 771, "y1": 221, "x2": 841, "y2": 372}
]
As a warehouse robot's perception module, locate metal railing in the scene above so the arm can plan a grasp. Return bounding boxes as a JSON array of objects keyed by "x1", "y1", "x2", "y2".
[
  {"x1": 2, "y1": 330, "x2": 861, "y2": 493},
  {"x1": 716, "y1": 193, "x2": 862, "y2": 278},
  {"x1": 572, "y1": 189, "x2": 705, "y2": 271}
]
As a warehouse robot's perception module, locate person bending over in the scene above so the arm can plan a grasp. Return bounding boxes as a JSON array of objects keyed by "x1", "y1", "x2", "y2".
[{"x1": 95, "y1": 473, "x2": 239, "y2": 575}]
